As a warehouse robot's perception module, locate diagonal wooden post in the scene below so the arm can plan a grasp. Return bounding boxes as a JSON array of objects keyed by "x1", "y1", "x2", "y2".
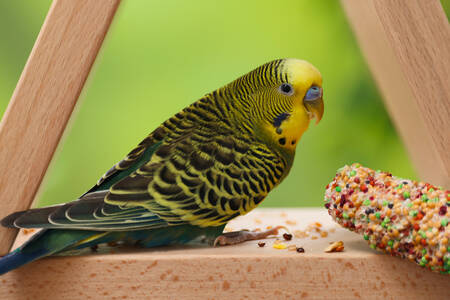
[
  {"x1": 0, "y1": 0, "x2": 120, "y2": 255},
  {"x1": 341, "y1": 0, "x2": 450, "y2": 188}
]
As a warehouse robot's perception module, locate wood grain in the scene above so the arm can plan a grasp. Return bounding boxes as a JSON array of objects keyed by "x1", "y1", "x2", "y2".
[
  {"x1": 2, "y1": 209, "x2": 449, "y2": 299},
  {"x1": 0, "y1": 0, "x2": 120, "y2": 255},
  {"x1": 341, "y1": 0, "x2": 450, "y2": 188}
]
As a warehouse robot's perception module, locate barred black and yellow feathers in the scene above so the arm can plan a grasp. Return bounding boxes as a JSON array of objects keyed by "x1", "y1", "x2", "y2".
[
  {"x1": 0, "y1": 58, "x2": 324, "y2": 274},
  {"x1": 106, "y1": 115, "x2": 287, "y2": 227}
]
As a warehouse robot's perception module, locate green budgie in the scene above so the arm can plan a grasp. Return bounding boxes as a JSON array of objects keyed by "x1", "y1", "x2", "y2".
[{"x1": 0, "y1": 58, "x2": 324, "y2": 274}]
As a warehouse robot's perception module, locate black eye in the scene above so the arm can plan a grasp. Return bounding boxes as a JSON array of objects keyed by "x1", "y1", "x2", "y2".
[{"x1": 279, "y1": 83, "x2": 293, "y2": 96}]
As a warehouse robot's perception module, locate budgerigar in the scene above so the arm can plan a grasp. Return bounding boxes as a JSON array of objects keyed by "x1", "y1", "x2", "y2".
[{"x1": 0, "y1": 58, "x2": 324, "y2": 275}]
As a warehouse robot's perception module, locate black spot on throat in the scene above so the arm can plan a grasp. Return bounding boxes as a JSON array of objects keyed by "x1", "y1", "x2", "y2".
[{"x1": 273, "y1": 113, "x2": 290, "y2": 127}]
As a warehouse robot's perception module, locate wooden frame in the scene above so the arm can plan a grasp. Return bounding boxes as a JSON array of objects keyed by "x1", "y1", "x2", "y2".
[
  {"x1": 0, "y1": 0, "x2": 448, "y2": 298},
  {"x1": 341, "y1": 0, "x2": 450, "y2": 188},
  {"x1": 0, "y1": 0, "x2": 120, "y2": 255}
]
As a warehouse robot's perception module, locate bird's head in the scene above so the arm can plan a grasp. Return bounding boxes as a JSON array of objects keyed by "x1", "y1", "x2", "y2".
[{"x1": 223, "y1": 58, "x2": 324, "y2": 151}]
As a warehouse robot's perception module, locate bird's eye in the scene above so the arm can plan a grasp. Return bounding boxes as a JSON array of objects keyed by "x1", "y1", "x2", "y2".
[{"x1": 278, "y1": 83, "x2": 294, "y2": 96}]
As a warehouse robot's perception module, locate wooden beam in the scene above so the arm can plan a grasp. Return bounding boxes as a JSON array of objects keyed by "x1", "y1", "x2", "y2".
[
  {"x1": 0, "y1": 0, "x2": 120, "y2": 255},
  {"x1": 2, "y1": 209, "x2": 448, "y2": 299},
  {"x1": 341, "y1": 0, "x2": 450, "y2": 187}
]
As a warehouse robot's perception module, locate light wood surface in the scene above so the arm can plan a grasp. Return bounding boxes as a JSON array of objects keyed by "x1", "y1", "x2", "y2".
[
  {"x1": 0, "y1": 0, "x2": 120, "y2": 255},
  {"x1": 2, "y1": 209, "x2": 449, "y2": 300},
  {"x1": 341, "y1": 0, "x2": 450, "y2": 188}
]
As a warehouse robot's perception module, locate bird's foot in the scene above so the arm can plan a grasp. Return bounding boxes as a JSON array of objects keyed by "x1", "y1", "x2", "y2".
[{"x1": 213, "y1": 226, "x2": 287, "y2": 246}]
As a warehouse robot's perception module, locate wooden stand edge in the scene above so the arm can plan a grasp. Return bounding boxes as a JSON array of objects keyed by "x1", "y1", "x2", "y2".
[
  {"x1": 341, "y1": 0, "x2": 450, "y2": 187},
  {"x1": 0, "y1": 0, "x2": 121, "y2": 255}
]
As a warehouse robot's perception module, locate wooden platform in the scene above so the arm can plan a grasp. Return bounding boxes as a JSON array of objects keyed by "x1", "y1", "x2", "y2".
[{"x1": 1, "y1": 208, "x2": 448, "y2": 299}]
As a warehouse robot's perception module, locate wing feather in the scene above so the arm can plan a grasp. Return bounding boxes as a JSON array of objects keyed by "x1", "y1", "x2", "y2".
[
  {"x1": 2, "y1": 101, "x2": 287, "y2": 231},
  {"x1": 5, "y1": 190, "x2": 168, "y2": 231},
  {"x1": 105, "y1": 121, "x2": 287, "y2": 227}
]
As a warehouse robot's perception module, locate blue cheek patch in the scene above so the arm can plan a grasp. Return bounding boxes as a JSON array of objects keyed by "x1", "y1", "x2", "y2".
[{"x1": 304, "y1": 86, "x2": 322, "y2": 101}]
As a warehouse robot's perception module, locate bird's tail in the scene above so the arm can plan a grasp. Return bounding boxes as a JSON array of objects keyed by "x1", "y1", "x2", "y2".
[
  {"x1": 0, "y1": 247, "x2": 48, "y2": 275},
  {"x1": 0, "y1": 229, "x2": 109, "y2": 275}
]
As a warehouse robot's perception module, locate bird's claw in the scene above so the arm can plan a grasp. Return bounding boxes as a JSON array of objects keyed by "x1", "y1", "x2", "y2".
[{"x1": 213, "y1": 225, "x2": 288, "y2": 246}]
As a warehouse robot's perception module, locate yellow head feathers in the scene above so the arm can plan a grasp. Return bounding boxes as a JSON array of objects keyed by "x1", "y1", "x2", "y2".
[{"x1": 217, "y1": 58, "x2": 324, "y2": 152}]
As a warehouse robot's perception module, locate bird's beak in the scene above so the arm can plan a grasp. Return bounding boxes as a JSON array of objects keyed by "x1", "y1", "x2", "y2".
[{"x1": 304, "y1": 88, "x2": 324, "y2": 124}]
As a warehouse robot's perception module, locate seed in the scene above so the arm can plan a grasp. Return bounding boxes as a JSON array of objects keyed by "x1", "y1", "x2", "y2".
[
  {"x1": 296, "y1": 247, "x2": 305, "y2": 253},
  {"x1": 325, "y1": 241, "x2": 345, "y2": 253},
  {"x1": 258, "y1": 242, "x2": 265, "y2": 247},
  {"x1": 283, "y1": 233, "x2": 293, "y2": 241},
  {"x1": 285, "y1": 220, "x2": 297, "y2": 225},
  {"x1": 272, "y1": 242, "x2": 287, "y2": 249}
]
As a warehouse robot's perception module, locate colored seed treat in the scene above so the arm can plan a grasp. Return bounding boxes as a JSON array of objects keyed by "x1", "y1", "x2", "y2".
[{"x1": 324, "y1": 163, "x2": 450, "y2": 274}]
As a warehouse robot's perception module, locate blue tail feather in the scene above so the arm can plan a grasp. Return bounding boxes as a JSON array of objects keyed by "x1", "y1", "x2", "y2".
[
  {"x1": 0, "y1": 248, "x2": 49, "y2": 275},
  {"x1": 0, "y1": 229, "x2": 101, "y2": 275}
]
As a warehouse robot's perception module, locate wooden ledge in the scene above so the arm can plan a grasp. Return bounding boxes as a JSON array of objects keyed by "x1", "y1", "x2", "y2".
[{"x1": 1, "y1": 209, "x2": 448, "y2": 299}]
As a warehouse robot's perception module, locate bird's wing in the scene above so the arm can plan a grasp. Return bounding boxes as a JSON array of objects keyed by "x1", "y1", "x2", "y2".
[
  {"x1": 1, "y1": 190, "x2": 169, "y2": 230},
  {"x1": 3, "y1": 112, "x2": 286, "y2": 230},
  {"x1": 105, "y1": 124, "x2": 287, "y2": 228},
  {"x1": 83, "y1": 126, "x2": 168, "y2": 194},
  {"x1": 1, "y1": 122, "x2": 173, "y2": 231}
]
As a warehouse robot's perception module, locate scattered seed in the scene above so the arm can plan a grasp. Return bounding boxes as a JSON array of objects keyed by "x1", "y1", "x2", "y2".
[
  {"x1": 296, "y1": 247, "x2": 305, "y2": 253},
  {"x1": 285, "y1": 220, "x2": 297, "y2": 225},
  {"x1": 325, "y1": 241, "x2": 345, "y2": 253},
  {"x1": 23, "y1": 229, "x2": 35, "y2": 235},
  {"x1": 258, "y1": 242, "x2": 266, "y2": 247},
  {"x1": 272, "y1": 242, "x2": 287, "y2": 249},
  {"x1": 287, "y1": 245, "x2": 297, "y2": 251},
  {"x1": 293, "y1": 230, "x2": 309, "y2": 238},
  {"x1": 283, "y1": 233, "x2": 293, "y2": 241}
]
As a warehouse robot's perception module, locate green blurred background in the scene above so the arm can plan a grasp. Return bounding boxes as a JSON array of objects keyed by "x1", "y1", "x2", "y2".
[{"x1": 2, "y1": 1, "x2": 447, "y2": 208}]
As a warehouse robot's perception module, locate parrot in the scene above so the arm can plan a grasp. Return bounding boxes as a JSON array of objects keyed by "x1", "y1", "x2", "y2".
[{"x1": 0, "y1": 58, "x2": 324, "y2": 275}]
